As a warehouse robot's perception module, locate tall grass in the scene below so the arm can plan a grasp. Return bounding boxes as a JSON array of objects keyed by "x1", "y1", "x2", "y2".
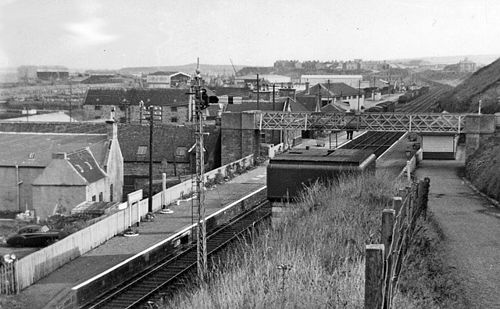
[{"x1": 163, "y1": 173, "x2": 421, "y2": 308}]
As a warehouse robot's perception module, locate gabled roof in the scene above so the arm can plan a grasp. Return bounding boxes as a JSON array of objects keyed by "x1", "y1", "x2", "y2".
[
  {"x1": 321, "y1": 104, "x2": 344, "y2": 113},
  {"x1": 0, "y1": 132, "x2": 108, "y2": 167},
  {"x1": 305, "y1": 83, "x2": 359, "y2": 97},
  {"x1": 84, "y1": 88, "x2": 188, "y2": 106},
  {"x1": 295, "y1": 95, "x2": 319, "y2": 112},
  {"x1": 67, "y1": 148, "x2": 106, "y2": 183},
  {"x1": 225, "y1": 102, "x2": 286, "y2": 112},
  {"x1": 32, "y1": 155, "x2": 87, "y2": 186}
]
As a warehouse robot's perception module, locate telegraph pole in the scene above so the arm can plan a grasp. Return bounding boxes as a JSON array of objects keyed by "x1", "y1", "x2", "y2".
[{"x1": 357, "y1": 79, "x2": 361, "y2": 112}]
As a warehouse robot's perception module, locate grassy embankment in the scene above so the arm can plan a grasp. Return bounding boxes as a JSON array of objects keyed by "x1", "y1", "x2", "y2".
[
  {"x1": 465, "y1": 133, "x2": 500, "y2": 201},
  {"x1": 160, "y1": 173, "x2": 468, "y2": 308}
]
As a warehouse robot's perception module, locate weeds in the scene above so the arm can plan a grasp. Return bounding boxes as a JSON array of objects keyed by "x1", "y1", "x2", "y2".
[{"x1": 161, "y1": 172, "x2": 458, "y2": 308}]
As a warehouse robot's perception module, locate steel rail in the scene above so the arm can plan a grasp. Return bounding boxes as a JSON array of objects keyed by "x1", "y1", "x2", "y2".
[{"x1": 84, "y1": 201, "x2": 270, "y2": 309}]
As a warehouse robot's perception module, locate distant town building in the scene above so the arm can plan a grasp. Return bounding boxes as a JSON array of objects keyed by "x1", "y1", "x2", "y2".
[
  {"x1": 36, "y1": 69, "x2": 69, "y2": 82},
  {"x1": 146, "y1": 71, "x2": 191, "y2": 88},
  {"x1": 299, "y1": 82, "x2": 364, "y2": 111},
  {"x1": 300, "y1": 75, "x2": 363, "y2": 88},
  {"x1": 458, "y1": 58, "x2": 477, "y2": 73},
  {"x1": 83, "y1": 88, "x2": 191, "y2": 124}
]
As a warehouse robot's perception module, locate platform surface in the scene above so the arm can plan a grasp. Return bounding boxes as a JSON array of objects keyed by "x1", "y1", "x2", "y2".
[{"x1": 12, "y1": 166, "x2": 267, "y2": 309}]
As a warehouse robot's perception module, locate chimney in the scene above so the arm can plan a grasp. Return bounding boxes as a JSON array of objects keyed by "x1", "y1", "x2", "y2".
[
  {"x1": 52, "y1": 152, "x2": 67, "y2": 160},
  {"x1": 110, "y1": 106, "x2": 116, "y2": 120},
  {"x1": 305, "y1": 82, "x2": 310, "y2": 94},
  {"x1": 105, "y1": 118, "x2": 118, "y2": 140}
]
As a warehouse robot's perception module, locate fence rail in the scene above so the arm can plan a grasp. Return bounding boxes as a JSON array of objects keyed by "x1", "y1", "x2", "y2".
[
  {"x1": 365, "y1": 178, "x2": 430, "y2": 309},
  {"x1": 1, "y1": 155, "x2": 254, "y2": 293}
]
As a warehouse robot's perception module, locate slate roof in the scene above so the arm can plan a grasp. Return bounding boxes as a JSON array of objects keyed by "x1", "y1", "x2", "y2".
[
  {"x1": 304, "y1": 83, "x2": 359, "y2": 97},
  {"x1": 295, "y1": 95, "x2": 320, "y2": 112},
  {"x1": 321, "y1": 104, "x2": 344, "y2": 113},
  {"x1": 0, "y1": 132, "x2": 108, "y2": 167},
  {"x1": 225, "y1": 102, "x2": 286, "y2": 112},
  {"x1": 149, "y1": 71, "x2": 178, "y2": 76},
  {"x1": 210, "y1": 87, "x2": 251, "y2": 98},
  {"x1": 67, "y1": 148, "x2": 106, "y2": 183},
  {"x1": 84, "y1": 88, "x2": 189, "y2": 106},
  {"x1": 118, "y1": 124, "x2": 220, "y2": 163}
]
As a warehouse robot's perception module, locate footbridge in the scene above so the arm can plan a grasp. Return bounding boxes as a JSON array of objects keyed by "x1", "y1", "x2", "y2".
[
  {"x1": 221, "y1": 111, "x2": 498, "y2": 165},
  {"x1": 257, "y1": 112, "x2": 465, "y2": 133}
]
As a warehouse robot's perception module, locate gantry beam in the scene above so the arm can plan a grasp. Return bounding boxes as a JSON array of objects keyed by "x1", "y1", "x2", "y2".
[{"x1": 256, "y1": 112, "x2": 466, "y2": 133}]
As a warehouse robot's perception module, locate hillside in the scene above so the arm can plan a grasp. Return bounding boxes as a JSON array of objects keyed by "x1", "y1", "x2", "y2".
[
  {"x1": 466, "y1": 133, "x2": 500, "y2": 201},
  {"x1": 438, "y1": 57, "x2": 500, "y2": 113}
]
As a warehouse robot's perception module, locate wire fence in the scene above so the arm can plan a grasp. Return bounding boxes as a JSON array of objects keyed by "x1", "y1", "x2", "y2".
[{"x1": 365, "y1": 177, "x2": 430, "y2": 309}]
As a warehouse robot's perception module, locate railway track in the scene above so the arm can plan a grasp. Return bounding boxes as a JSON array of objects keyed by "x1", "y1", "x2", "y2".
[
  {"x1": 340, "y1": 131, "x2": 405, "y2": 157},
  {"x1": 84, "y1": 201, "x2": 270, "y2": 309},
  {"x1": 396, "y1": 87, "x2": 449, "y2": 113}
]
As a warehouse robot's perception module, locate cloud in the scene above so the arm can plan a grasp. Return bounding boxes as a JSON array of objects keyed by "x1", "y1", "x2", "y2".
[{"x1": 64, "y1": 18, "x2": 118, "y2": 47}]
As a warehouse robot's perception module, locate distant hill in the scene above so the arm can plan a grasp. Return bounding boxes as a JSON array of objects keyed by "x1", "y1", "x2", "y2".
[
  {"x1": 438, "y1": 56, "x2": 500, "y2": 113},
  {"x1": 118, "y1": 64, "x2": 244, "y2": 76},
  {"x1": 392, "y1": 54, "x2": 500, "y2": 66}
]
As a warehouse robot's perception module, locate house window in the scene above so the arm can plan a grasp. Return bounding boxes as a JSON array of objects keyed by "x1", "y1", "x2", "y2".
[
  {"x1": 176, "y1": 147, "x2": 187, "y2": 157},
  {"x1": 92, "y1": 195, "x2": 96, "y2": 201},
  {"x1": 95, "y1": 105, "x2": 102, "y2": 110},
  {"x1": 99, "y1": 192, "x2": 103, "y2": 202},
  {"x1": 119, "y1": 117, "x2": 126, "y2": 123},
  {"x1": 119, "y1": 106, "x2": 126, "y2": 111},
  {"x1": 137, "y1": 146, "x2": 147, "y2": 156},
  {"x1": 28, "y1": 152, "x2": 35, "y2": 159},
  {"x1": 170, "y1": 106, "x2": 177, "y2": 112},
  {"x1": 110, "y1": 184, "x2": 114, "y2": 201},
  {"x1": 171, "y1": 117, "x2": 178, "y2": 123}
]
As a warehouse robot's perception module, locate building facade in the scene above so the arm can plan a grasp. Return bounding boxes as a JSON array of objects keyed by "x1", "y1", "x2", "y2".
[
  {"x1": 0, "y1": 121, "x2": 123, "y2": 219},
  {"x1": 83, "y1": 88, "x2": 191, "y2": 125}
]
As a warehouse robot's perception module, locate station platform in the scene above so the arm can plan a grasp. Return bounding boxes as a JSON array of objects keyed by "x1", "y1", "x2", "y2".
[
  {"x1": 11, "y1": 166, "x2": 267, "y2": 309},
  {"x1": 296, "y1": 130, "x2": 414, "y2": 178}
]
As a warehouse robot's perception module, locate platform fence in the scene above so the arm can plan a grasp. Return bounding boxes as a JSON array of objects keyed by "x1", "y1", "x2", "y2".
[{"x1": 7, "y1": 155, "x2": 254, "y2": 292}]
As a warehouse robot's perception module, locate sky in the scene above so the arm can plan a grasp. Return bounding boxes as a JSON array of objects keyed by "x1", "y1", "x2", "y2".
[{"x1": 0, "y1": 0, "x2": 499, "y2": 69}]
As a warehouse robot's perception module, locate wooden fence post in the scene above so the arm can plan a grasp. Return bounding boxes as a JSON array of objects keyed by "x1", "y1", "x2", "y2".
[
  {"x1": 391, "y1": 197, "x2": 402, "y2": 216},
  {"x1": 422, "y1": 178, "x2": 430, "y2": 220},
  {"x1": 381, "y1": 210, "x2": 395, "y2": 259},
  {"x1": 365, "y1": 244, "x2": 384, "y2": 309}
]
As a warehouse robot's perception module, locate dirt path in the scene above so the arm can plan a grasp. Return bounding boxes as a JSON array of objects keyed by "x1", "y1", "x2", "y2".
[{"x1": 416, "y1": 160, "x2": 500, "y2": 308}]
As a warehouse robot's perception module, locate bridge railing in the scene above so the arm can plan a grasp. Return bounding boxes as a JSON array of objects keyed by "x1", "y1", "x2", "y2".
[{"x1": 257, "y1": 112, "x2": 466, "y2": 133}]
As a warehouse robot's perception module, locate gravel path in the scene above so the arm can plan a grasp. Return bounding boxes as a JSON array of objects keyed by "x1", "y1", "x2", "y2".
[{"x1": 416, "y1": 159, "x2": 500, "y2": 309}]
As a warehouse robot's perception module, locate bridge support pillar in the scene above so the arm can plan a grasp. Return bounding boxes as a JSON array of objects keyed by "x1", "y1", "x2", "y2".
[
  {"x1": 221, "y1": 112, "x2": 260, "y2": 165},
  {"x1": 464, "y1": 114, "x2": 496, "y2": 162}
]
